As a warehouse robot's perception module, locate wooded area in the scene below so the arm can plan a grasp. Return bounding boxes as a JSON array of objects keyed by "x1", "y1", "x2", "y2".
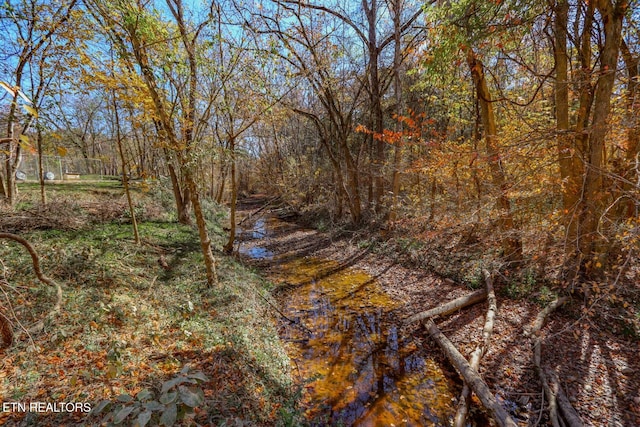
[
  {"x1": 2, "y1": 0, "x2": 638, "y2": 285},
  {"x1": 1, "y1": 0, "x2": 639, "y2": 425}
]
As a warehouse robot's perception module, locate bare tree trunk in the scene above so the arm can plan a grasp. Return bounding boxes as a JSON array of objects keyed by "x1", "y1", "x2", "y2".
[
  {"x1": 619, "y1": 40, "x2": 639, "y2": 219},
  {"x1": 113, "y1": 88, "x2": 140, "y2": 245},
  {"x1": 526, "y1": 297, "x2": 582, "y2": 427},
  {"x1": 554, "y1": 0, "x2": 582, "y2": 254},
  {"x1": 388, "y1": 0, "x2": 404, "y2": 223},
  {"x1": 164, "y1": 149, "x2": 192, "y2": 225},
  {"x1": 167, "y1": 0, "x2": 218, "y2": 286},
  {"x1": 364, "y1": 0, "x2": 385, "y2": 212},
  {"x1": 403, "y1": 288, "x2": 486, "y2": 325},
  {"x1": 224, "y1": 138, "x2": 238, "y2": 254},
  {"x1": 0, "y1": 168, "x2": 5, "y2": 199},
  {"x1": 579, "y1": 0, "x2": 626, "y2": 275},
  {"x1": 454, "y1": 270, "x2": 497, "y2": 427},
  {"x1": 215, "y1": 166, "x2": 227, "y2": 204},
  {"x1": 2, "y1": 0, "x2": 77, "y2": 206},
  {"x1": 425, "y1": 318, "x2": 518, "y2": 427},
  {"x1": 186, "y1": 171, "x2": 218, "y2": 286},
  {"x1": 466, "y1": 49, "x2": 522, "y2": 262},
  {"x1": 5, "y1": 89, "x2": 20, "y2": 205},
  {"x1": 37, "y1": 124, "x2": 46, "y2": 205},
  {"x1": 341, "y1": 136, "x2": 363, "y2": 224}
]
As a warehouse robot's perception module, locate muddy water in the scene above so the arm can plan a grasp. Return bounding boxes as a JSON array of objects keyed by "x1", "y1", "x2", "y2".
[{"x1": 239, "y1": 216, "x2": 457, "y2": 426}]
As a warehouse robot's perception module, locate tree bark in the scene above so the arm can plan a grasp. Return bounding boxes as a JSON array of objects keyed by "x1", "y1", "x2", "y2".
[
  {"x1": 466, "y1": 49, "x2": 522, "y2": 262},
  {"x1": 620, "y1": 40, "x2": 639, "y2": 218},
  {"x1": 167, "y1": 0, "x2": 218, "y2": 286},
  {"x1": 2, "y1": 0, "x2": 78, "y2": 205},
  {"x1": 164, "y1": 148, "x2": 192, "y2": 225},
  {"x1": 388, "y1": 0, "x2": 404, "y2": 223},
  {"x1": 112, "y1": 87, "x2": 140, "y2": 245},
  {"x1": 224, "y1": 137, "x2": 238, "y2": 254},
  {"x1": 527, "y1": 297, "x2": 582, "y2": 427},
  {"x1": 37, "y1": 124, "x2": 46, "y2": 206},
  {"x1": 578, "y1": 0, "x2": 627, "y2": 275},
  {"x1": 554, "y1": 0, "x2": 582, "y2": 255},
  {"x1": 425, "y1": 318, "x2": 518, "y2": 427},
  {"x1": 454, "y1": 270, "x2": 497, "y2": 427},
  {"x1": 0, "y1": 167, "x2": 5, "y2": 199},
  {"x1": 115, "y1": 0, "x2": 217, "y2": 286},
  {"x1": 364, "y1": 0, "x2": 385, "y2": 212},
  {"x1": 403, "y1": 288, "x2": 486, "y2": 325},
  {"x1": 186, "y1": 171, "x2": 218, "y2": 286}
]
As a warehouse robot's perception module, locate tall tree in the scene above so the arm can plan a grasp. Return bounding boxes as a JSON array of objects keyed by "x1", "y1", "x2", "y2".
[
  {"x1": 0, "y1": 0, "x2": 78, "y2": 205},
  {"x1": 86, "y1": 0, "x2": 219, "y2": 286},
  {"x1": 552, "y1": 0, "x2": 630, "y2": 279},
  {"x1": 257, "y1": 1, "x2": 366, "y2": 223}
]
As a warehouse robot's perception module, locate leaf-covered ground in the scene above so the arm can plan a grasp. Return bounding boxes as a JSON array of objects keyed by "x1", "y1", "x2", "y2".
[
  {"x1": 237, "y1": 199, "x2": 640, "y2": 427},
  {"x1": 0, "y1": 182, "x2": 300, "y2": 426}
]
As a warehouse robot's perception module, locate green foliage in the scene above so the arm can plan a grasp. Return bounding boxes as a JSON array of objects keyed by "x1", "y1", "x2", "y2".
[
  {"x1": 314, "y1": 218, "x2": 328, "y2": 232},
  {"x1": 463, "y1": 268, "x2": 484, "y2": 290},
  {"x1": 91, "y1": 366, "x2": 207, "y2": 426},
  {"x1": 117, "y1": 0, "x2": 170, "y2": 44},
  {"x1": 502, "y1": 268, "x2": 539, "y2": 300},
  {"x1": 146, "y1": 178, "x2": 179, "y2": 220},
  {"x1": 397, "y1": 237, "x2": 423, "y2": 252},
  {"x1": 0, "y1": 183, "x2": 297, "y2": 425}
]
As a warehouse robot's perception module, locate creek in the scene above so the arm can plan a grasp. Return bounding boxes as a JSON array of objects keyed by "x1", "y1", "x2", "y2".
[{"x1": 238, "y1": 215, "x2": 459, "y2": 426}]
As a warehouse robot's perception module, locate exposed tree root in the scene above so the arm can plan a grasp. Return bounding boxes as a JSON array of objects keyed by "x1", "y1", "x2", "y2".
[
  {"x1": 0, "y1": 232, "x2": 62, "y2": 343},
  {"x1": 425, "y1": 318, "x2": 518, "y2": 427},
  {"x1": 454, "y1": 269, "x2": 497, "y2": 427},
  {"x1": 403, "y1": 288, "x2": 487, "y2": 325},
  {"x1": 528, "y1": 297, "x2": 582, "y2": 427}
]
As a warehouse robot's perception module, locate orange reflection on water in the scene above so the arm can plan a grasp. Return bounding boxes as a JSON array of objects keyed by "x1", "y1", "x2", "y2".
[{"x1": 274, "y1": 257, "x2": 456, "y2": 426}]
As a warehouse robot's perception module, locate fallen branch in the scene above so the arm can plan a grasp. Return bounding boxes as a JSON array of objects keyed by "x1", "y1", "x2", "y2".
[
  {"x1": 528, "y1": 297, "x2": 582, "y2": 427},
  {"x1": 549, "y1": 369, "x2": 583, "y2": 427},
  {"x1": 527, "y1": 297, "x2": 568, "y2": 338},
  {"x1": 0, "y1": 233, "x2": 62, "y2": 338},
  {"x1": 454, "y1": 269, "x2": 497, "y2": 427},
  {"x1": 403, "y1": 288, "x2": 487, "y2": 325},
  {"x1": 533, "y1": 335, "x2": 559, "y2": 427},
  {"x1": 238, "y1": 197, "x2": 279, "y2": 226},
  {"x1": 425, "y1": 318, "x2": 518, "y2": 427}
]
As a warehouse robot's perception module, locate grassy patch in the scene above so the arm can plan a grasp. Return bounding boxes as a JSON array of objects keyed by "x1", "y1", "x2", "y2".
[{"x1": 0, "y1": 182, "x2": 298, "y2": 426}]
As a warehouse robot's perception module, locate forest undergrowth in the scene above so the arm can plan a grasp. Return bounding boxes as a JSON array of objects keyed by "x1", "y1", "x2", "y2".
[{"x1": 0, "y1": 182, "x2": 300, "y2": 426}]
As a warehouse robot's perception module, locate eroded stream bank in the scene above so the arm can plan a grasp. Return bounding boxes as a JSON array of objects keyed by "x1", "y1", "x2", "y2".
[{"x1": 236, "y1": 210, "x2": 460, "y2": 426}]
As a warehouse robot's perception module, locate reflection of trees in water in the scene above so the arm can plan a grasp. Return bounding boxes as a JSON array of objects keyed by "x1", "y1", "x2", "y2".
[
  {"x1": 240, "y1": 216, "x2": 456, "y2": 425},
  {"x1": 281, "y1": 263, "x2": 454, "y2": 426}
]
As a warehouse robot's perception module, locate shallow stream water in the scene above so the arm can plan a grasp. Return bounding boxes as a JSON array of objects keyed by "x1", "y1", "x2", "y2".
[{"x1": 238, "y1": 216, "x2": 458, "y2": 426}]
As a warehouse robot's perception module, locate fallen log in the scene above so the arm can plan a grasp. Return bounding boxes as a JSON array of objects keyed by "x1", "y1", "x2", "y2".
[
  {"x1": 403, "y1": 288, "x2": 487, "y2": 325},
  {"x1": 425, "y1": 318, "x2": 518, "y2": 427},
  {"x1": 454, "y1": 269, "x2": 497, "y2": 427},
  {"x1": 527, "y1": 297, "x2": 568, "y2": 338},
  {"x1": 533, "y1": 335, "x2": 559, "y2": 427},
  {"x1": 549, "y1": 369, "x2": 583, "y2": 427},
  {"x1": 528, "y1": 297, "x2": 582, "y2": 427}
]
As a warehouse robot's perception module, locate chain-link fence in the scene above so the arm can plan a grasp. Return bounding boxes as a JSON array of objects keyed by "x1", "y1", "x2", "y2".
[{"x1": 16, "y1": 154, "x2": 104, "y2": 181}]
